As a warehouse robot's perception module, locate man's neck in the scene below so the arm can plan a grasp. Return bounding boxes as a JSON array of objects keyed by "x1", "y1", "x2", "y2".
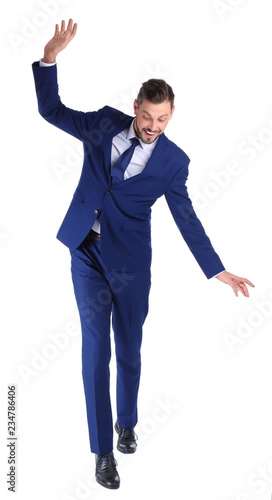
[{"x1": 132, "y1": 118, "x2": 140, "y2": 139}]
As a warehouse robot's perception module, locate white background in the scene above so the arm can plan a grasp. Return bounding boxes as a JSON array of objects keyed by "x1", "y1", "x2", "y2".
[{"x1": 1, "y1": 0, "x2": 272, "y2": 499}]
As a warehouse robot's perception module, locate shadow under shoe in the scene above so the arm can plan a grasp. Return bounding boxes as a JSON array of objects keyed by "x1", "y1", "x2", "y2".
[
  {"x1": 95, "y1": 451, "x2": 120, "y2": 489},
  {"x1": 115, "y1": 421, "x2": 138, "y2": 454}
]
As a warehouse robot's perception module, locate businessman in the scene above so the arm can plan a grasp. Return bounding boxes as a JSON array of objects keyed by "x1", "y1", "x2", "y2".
[{"x1": 32, "y1": 19, "x2": 254, "y2": 490}]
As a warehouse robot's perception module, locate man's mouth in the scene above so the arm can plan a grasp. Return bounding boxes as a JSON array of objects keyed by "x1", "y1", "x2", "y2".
[{"x1": 144, "y1": 130, "x2": 156, "y2": 137}]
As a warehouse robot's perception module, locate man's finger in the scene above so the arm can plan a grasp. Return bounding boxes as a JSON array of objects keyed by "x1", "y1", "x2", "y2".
[
  {"x1": 71, "y1": 23, "x2": 77, "y2": 36},
  {"x1": 233, "y1": 282, "x2": 248, "y2": 297},
  {"x1": 241, "y1": 278, "x2": 255, "y2": 287},
  {"x1": 67, "y1": 18, "x2": 73, "y2": 32},
  {"x1": 61, "y1": 20, "x2": 65, "y2": 33},
  {"x1": 238, "y1": 283, "x2": 249, "y2": 297}
]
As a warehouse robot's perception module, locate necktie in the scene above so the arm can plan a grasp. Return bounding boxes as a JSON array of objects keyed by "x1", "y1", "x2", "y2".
[{"x1": 111, "y1": 137, "x2": 140, "y2": 185}]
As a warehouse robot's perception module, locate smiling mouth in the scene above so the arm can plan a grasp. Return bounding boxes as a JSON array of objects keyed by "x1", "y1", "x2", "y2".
[{"x1": 144, "y1": 130, "x2": 156, "y2": 136}]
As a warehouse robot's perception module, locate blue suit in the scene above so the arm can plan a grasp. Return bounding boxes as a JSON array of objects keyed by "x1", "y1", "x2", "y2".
[{"x1": 32, "y1": 62, "x2": 225, "y2": 454}]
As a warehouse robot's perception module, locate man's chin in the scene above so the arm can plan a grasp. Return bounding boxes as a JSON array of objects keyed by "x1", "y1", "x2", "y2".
[{"x1": 141, "y1": 130, "x2": 160, "y2": 144}]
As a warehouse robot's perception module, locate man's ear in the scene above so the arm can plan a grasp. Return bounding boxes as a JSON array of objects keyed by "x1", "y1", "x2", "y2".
[
  {"x1": 169, "y1": 105, "x2": 175, "y2": 120},
  {"x1": 133, "y1": 99, "x2": 138, "y2": 115}
]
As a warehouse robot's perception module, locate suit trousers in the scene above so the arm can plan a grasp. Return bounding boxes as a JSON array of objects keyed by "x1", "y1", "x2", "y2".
[{"x1": 69, "y1": 231, "x2": 151, "y2": 455}]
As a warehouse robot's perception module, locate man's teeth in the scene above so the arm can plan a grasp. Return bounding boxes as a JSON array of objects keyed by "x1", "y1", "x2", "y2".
[{"x1": 146, "y1": 131, "x2": 155, "y2": 135}]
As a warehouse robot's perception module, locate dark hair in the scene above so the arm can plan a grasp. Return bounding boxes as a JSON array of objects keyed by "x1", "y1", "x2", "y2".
[{"x1": 136, "y1": 79, "x2": 175, "y2": 110}]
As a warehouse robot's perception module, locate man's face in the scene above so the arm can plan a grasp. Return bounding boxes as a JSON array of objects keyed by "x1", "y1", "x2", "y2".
[{"x1": 133, "y1": 98, "x2": 175, "y2": 144}]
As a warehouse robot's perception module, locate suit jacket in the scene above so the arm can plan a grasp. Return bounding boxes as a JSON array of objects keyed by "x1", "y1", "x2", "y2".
[{"x1": 32, "y1": 61, "x2": 225, "y2": 278}]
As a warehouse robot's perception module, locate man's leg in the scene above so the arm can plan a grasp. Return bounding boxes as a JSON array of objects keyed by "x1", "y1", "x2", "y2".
[
  {"x1": 110, "y1": 269, "x2": 151, "y2": 430},
  {"x1": 70, "y1": 234, "x2": 114, "y2": 455}
]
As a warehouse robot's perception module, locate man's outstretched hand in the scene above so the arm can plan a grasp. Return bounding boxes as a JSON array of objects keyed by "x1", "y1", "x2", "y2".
[
  {"x1": 43, "y1": 19, "x2": 77, "y2": 63},
  {"x1": 216, "y1": 271, "x2": 255, "y2": 297}
]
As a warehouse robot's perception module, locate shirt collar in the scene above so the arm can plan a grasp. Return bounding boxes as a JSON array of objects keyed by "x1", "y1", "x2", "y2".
[{"x1": 126, "y1": 118, "x2": 159, "y2": 150}]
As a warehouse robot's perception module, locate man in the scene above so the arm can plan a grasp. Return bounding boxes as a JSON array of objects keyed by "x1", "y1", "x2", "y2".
[{"x1": 32, "y1": 19, "x2": 254, "y2": 490}]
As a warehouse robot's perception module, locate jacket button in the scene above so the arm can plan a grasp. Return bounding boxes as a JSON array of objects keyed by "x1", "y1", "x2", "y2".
[
  {"x1": 107, "y1": 189, "x2": 112, "y2": 193},
  {"x1": 94, "y1": 209, "x2": 99, "y2": 214}
]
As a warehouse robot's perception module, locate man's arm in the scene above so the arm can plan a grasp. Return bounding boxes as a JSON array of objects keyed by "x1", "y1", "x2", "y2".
[
  {"x1": 164, "y1": 160, "x2": 255, "y2": 296},
  {"x1": 165, "y1": 158, "x2": 225, "y2": 279},
  {"x1": 32, "y1": 19, "x2": 100, "y2": 141}
]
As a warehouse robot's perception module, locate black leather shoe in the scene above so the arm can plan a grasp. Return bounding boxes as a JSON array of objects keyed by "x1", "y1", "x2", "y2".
[
  {"x1": 114, "y1": 421, "x2": 137, "y2": 454},
  {"x1": 95, "y1": 451, "x2": 120, "y2": 489}
]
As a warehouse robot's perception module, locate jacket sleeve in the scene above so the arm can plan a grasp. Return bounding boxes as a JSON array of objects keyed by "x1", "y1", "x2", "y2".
[
  {"x1": 32, "y1": 61, "x2": 100, "y2": 141},
  {"x1": 164, "y1": 158, "x2": 225, "y2": 279}
]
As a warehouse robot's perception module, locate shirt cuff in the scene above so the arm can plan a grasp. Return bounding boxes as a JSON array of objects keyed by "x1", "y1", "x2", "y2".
[
  {"x1": 213, "y1": 270, "x2": 226, "y2": 278},
  {"x1": 39, "y1": 58, "x2": 56, "y2": 67}
]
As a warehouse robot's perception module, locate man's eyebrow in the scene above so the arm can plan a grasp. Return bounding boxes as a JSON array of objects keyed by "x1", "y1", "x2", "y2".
[{"x1": 142, "y1": 110, "x2": 169, "y2": 117}]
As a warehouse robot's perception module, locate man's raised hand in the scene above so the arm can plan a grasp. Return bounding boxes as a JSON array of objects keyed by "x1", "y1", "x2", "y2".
[{"x1": 43, "y1": 19, "x2": 77, "y2": 63}]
